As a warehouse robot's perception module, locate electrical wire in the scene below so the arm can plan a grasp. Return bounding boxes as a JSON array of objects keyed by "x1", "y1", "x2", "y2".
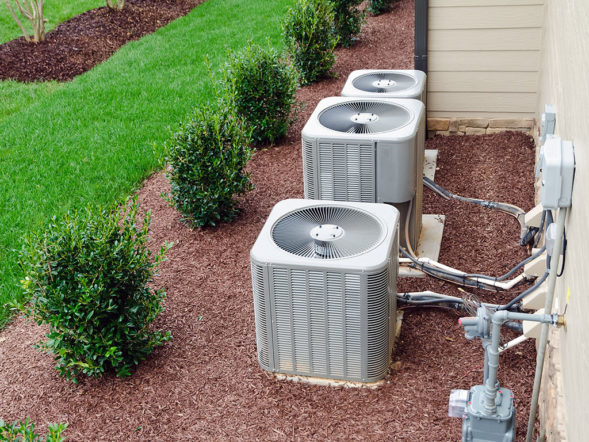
[
  {"x1": 424, "y1": 176, "x2": 526, "y2": 237},
  {"x1": 404, "y1": 198, "x2": 416, "y2": 257},
  {"x1": 533, "y1": 210, "x2": 547, "y2": 248},
  {"x1": 397, "y1": 291, "x2": 473, "y2": 312},
  {"x1": 400, "y1": 247, "x2": 529, "y2": 292},
  {"x1": 496, "y1": 271, "x2": 549, "y2": 311},
  {"x1": 401, "y1": 247, "x2": 497, "y2": 290},
  {"x1": 403, "y1": 180, "x2": 536, "y2": 291},
  {"x1": 463, "y1": 245, "x2": 546, "y2": 282}
]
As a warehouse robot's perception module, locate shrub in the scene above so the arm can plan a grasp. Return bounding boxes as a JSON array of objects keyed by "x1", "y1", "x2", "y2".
[
  {"x1": 3, "y1": 0, "x2": 47, "y2": 42},
  {"x1": 19, "y1": 198, "x2": 172, "y2": 382},
  {"x1": 368, "y1": 0, "x2": 396, "y2": 15},
  {"x1": 162, "y1": 103, "x2": 253, "y2": 227},
  {"x1": 0, "y1": 419, "x2": 67, "y2": 442},
  {"x1": 329, "y1": 0, "x2": 364, "y2": 47},
  {"x1": 106, "y1": 0, "x2": 125, "y2": 11},
  {"x1": 222, "y1": 42, "x2": 298, "y2": 145},
  {"x1": 282, "y1": 0, "x2": 339, "y2": 85}
]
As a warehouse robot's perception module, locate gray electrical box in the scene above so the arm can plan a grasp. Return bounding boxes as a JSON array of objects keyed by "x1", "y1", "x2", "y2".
[
  {"x1": 462, "y1": 385, "x2": 516, "y2": 442},
  {"x1": 539, "y1": 137, "x2": 575, "y2": 209}
]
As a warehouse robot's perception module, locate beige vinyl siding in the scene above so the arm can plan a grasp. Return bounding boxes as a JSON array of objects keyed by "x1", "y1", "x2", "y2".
[
  {"x1": 427, "y1": 0, "x2": 544, "y2": 118},
  {"x1": 429, "y1": 29, "x2": 542, "y2": 51},
  {"x1": 429, "y1": 92, "x2": 537, "y2": 113},
  {"x1": 428, "y1": 72, "x2": 538, "y2": 92},
  {"x1": 537, "y1": 1, "x2": 589, "y2": 440}
]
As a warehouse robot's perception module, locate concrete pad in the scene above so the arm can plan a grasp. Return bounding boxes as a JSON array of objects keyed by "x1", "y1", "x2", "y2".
[
  {"x1": 399, "y1": 214, "x2": 445, "y2": 278},
  {"x1": 424, "y1": 149, "x2": 438, "y2": 181}
]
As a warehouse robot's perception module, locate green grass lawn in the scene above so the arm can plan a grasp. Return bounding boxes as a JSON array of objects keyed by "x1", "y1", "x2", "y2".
[
  {"x1": 0, "y1": 0, "x2": 103, "y2": 44},
  {"x1": 0, "y1": 81, "x2": 61, "y2": 123},
  {"x1": 0, "y1": 0, "x2": 295, "y2": 327}
]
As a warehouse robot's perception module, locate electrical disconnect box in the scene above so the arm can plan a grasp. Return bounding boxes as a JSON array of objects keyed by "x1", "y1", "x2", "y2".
[{"x1": 538, "y1": 136, "x2": 575, "y2": 209}]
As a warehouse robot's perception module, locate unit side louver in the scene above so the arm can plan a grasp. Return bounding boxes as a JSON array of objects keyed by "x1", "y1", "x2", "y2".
[
  {"x1": 316, "y1": 142, "x2": 375, "y2": 203},
  {"x1": 251, "y1": 262, "x2": 270, "y2": 368}
]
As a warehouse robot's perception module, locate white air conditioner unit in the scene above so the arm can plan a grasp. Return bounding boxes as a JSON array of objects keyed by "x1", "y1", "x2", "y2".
[
  {"x1": 301, "y1": 97, "x2": 424, "y2": 249},
  {"x1": 250, "y1": 199, "x2": 399, "y2": 383},
  {"x1": 341, "y1": 70, "x2": 426, "y2": 103}
]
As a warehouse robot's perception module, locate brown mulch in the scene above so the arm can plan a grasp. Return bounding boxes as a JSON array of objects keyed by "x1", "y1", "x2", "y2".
[
  {"x1": 0, "y1": 0, "x2": 540, "y2": 440},
  {"x1": 0, "y1": 0, "x2": 205, "y2": 82}
]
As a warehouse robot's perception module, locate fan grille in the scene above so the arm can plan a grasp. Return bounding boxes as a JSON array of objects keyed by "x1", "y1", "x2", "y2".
[
  {"x1": 318, "y1": 101, "x2": 411, "y2": 134},
  {"x1": 271, "y1": 205, "x2": 385, "y2": 259},
  {"x1": 351, "y1": 71, "x2": 416, "y2": 93}
]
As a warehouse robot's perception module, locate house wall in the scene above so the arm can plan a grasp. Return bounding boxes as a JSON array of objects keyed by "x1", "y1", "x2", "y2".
[
  {"x1": 536, "y1": 0, "x2": 589, "y2": 440},
  {"x1": 426, "y1": 0, "x2": 544, "y2": 128}
]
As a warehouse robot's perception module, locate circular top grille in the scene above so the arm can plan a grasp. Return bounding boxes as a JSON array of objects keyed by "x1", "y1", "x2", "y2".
[
  {"x1": 318, "y1": 100, "x2": 412, "y2": 134},
  {"x1": 271, "y1": 205, "x2": 385, "y2": 259},
  {"x1": 352, "y1": 71, "x2": 417, "y2": 93}
]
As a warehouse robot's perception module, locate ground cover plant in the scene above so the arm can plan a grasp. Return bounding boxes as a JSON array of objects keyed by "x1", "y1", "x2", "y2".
[
  {"x1": 222, "y1": 41, "x2": 298, "y2": 145},
  {"x1": 0, "y1": 418, "x2": 67, "y2": 441},
  {"x1": 283, "y1": 0, "x2": 338, "y2": 85},
  {"x1": 0, "y1": 0, "x2": 296, "y2": 327},
  {"x1": 329, "y1": 0, "x2": 364, "y2": 47},
  {"x1": 20, "y1": 198, "x2": 171, "y2": 382},
  {"x1": 161, "y1": 103, "x2": 253, "y2": 227},
  {"x1": 0, "y1": 0, "x2": 102, "y2": 44}
]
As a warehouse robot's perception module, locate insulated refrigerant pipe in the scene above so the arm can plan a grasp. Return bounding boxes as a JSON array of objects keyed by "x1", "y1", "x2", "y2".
[{"x1": 526, "y1": 207, "x2": 568, "y2": 442}]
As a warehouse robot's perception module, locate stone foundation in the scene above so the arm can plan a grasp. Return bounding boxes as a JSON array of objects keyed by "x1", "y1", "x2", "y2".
[
  {"x1": 538, "y1": 328, "x2": 568, "y2": 441},
  {"x1": 427, "y1": 117, "x2": 536, "y2": 138}
]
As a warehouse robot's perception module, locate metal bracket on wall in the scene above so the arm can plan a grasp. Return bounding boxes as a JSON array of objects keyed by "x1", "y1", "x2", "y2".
[{"x1": 540, "y1": 104, "x2": 556, "y2": 144}]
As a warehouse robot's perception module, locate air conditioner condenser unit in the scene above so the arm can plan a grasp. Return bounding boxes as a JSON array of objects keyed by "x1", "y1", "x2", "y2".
[
  {"x1": 250, "y1": 199, "x2": 399, "y2": 383},
  {"x1": 301, "y1": 97, "x2": 425, "y2": 250},
  {"x1": 341, "y1": 69, "x2": 426, "y2": 103}
]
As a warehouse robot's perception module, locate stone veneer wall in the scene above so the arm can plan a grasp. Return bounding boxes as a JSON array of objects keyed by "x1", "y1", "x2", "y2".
[
  {"x1": 539, "y1": 328, "x2": 568, "y2": 441},
  {"x1": 426, "y1": 117, "x2": 536, "y2": 138}
]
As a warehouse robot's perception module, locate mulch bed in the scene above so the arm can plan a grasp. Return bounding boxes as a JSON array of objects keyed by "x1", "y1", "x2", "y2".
[
  {"x1": 0, "y1": 0, "x2": 540, "y2": 440},
  {"x1": 0, "y1": 0, "x2": 205, "y2": 82}
]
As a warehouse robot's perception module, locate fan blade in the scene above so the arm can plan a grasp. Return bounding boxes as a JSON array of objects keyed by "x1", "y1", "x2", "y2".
[
  {"x1": 272, "y1": 205, "x2": 384, "y2": 259},
  {"x1": 318, "y1": 101, "x2": 412, "y2": 134},
  {"x1": 351, "y1": 72, "x2": 416, "y2": 93}
]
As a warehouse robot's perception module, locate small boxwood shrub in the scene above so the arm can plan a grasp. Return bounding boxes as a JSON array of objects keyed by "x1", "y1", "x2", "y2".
[
  {"x1": 162, "y1": 104, "x2": 253, "y2": 227},
  {"x1": 283, "y1": 0, "x2": 339, "y2": 85},
  {"x1": 368, "y1": 0, "x2": 396, "y2": 15},
  {"x1": 223, "y1": 42, "x2": 298, "y2": 145},
  {"x1": 329, "y1": 0, "x2": 364, "y2": 48},
  {"x1": 0, "y1": 418, "x2": 67, "y2": 441},
  {"x1": 19, "y1": 198, "x2": 171, "y2": 382}
]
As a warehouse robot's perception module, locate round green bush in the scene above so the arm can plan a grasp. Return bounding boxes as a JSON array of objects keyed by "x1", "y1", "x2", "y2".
[
  {"x1": 368, "y1": 0, "x2": 396, "y2": 15},
  {"x1": 163, "y1": 104, "x2": 253, "y2": 227},
  {"x1": 19, "y1": 198, "x2": 171, "y2": 382},
  {"x1": 283, "y1": 0, "x2": 339, "y2": 85},
  {"x1": 223, "y1": 42, "x2": 298, "y2": 145},
  {"x1": 329, "y1": 0, "x2": 365, "y2": 48}
]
